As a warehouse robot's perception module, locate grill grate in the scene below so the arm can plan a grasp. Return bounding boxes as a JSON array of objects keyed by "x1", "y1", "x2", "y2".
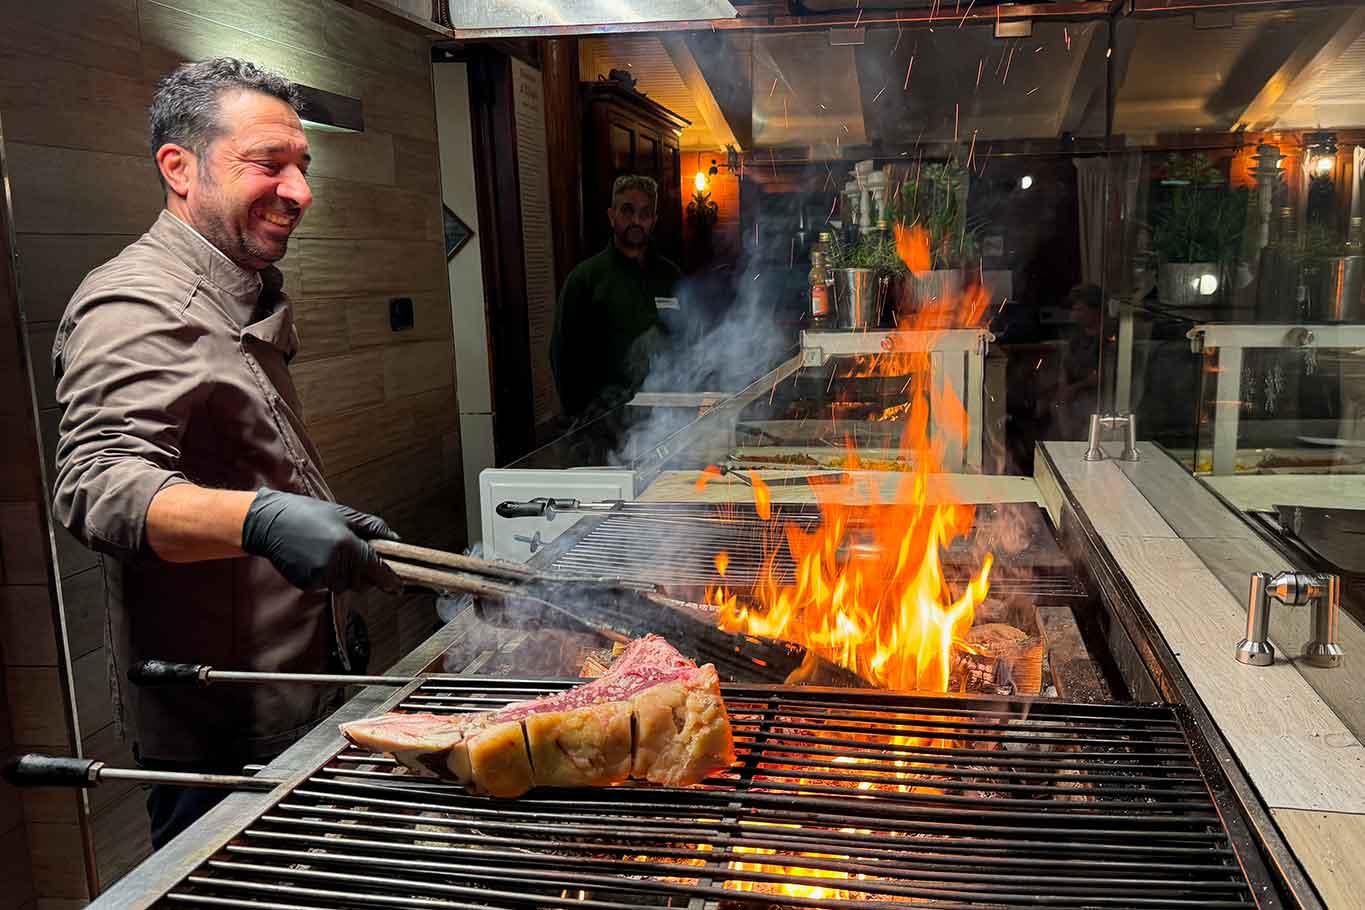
[
  {"x1": 163, "y1": 681, "x2": 1259, "y2": 909},
  {"x1": 543, "y1": 502, "x2": 1089, "y2": 602}
]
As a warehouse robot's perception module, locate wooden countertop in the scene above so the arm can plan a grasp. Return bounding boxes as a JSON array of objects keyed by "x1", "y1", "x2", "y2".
[{"x1": 1040, "y1": 441, "x2": 1365, "y2": 907}]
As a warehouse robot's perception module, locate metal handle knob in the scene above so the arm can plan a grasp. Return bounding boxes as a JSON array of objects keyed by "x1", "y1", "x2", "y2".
[
  {"x1": 3, "y1": 754, "x2": 102, "y2": 788},
  {"x1": 1236, "y1": 572, "x2": 1342, "y2": 668},
  {"x1": 128, "y1": 660, "x2": 210, "y2": 686},
  {"x1": 1303, "y1": 574, "x2": 1343, "y2": 668}
]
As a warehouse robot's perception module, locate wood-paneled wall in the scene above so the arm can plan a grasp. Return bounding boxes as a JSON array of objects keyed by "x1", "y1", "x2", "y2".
[
  {"x1": 0, "y1": 0, "x2": 463, "y2": 896},
  {"x1": 0, "y1": 102, "x2": 90, "y2": 908}
]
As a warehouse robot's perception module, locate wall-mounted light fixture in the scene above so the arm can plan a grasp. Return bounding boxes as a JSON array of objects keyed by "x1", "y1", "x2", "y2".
[
  {"x1": 1305, "y1": 131, "x2": 1337, "y2": 179},
  {"x1": 694, "y1": 170, "x2": 709, "y2": 192},
  {"x1": 295, "y1": 84, "x2": 364, "y2": 133}
]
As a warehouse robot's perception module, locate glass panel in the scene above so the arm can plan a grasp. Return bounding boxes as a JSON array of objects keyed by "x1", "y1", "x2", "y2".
[
  {"x1": 1103, "y1": 3, "x2": 1365, "y2": 743},
  {"x1": 610, "y1": 122, "x2": 634, "y2": 173}
]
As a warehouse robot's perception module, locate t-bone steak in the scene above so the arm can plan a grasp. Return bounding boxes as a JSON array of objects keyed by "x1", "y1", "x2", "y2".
[{"x1": 340, "y1": 635, "x2": 735, "y2": 797}]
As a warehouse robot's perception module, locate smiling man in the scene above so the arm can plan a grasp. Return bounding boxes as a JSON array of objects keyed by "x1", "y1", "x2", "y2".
[{"x1": 50, "y1": 58, "x2": 399, "y2": 848}]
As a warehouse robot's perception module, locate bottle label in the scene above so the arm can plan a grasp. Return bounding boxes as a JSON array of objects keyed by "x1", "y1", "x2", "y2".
[{"x1": 811, "y1": 284, "x2": 831, "y2": 317}]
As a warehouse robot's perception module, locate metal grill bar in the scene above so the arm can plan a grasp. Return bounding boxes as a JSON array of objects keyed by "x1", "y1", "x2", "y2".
[{"x1": 163, "y1": 682, "x2": 1259, "y2": 910}]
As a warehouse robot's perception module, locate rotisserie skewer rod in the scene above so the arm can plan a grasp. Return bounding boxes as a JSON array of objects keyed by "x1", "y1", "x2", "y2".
[{"x1": 3, "y1": 753, "x2": 280, "y2": 790}]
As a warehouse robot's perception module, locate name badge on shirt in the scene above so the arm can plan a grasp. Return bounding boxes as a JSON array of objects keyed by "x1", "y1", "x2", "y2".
[{"x1": 654, "y1": 296, "x2": 680, "y2": 311}]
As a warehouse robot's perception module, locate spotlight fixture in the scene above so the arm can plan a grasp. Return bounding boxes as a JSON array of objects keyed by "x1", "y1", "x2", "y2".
[{"x1": 1019, "y1": 175, "x2": 1034, "y2": 190}]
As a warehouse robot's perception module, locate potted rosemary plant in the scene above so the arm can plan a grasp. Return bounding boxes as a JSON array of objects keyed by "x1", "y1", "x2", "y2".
[{"x1": 885, "y1": 162, "x2": 980, "y2": 316}]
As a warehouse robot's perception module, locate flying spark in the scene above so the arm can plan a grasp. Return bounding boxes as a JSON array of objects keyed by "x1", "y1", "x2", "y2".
[
  {"x1": 976, "y1": 58, "x2": 984, "y2": 90},
  {"x1": 1003, "y1": 45, "x2": 1016, "y2": 84},
  {"x1": 1034, "y1": 45, "x2": 1043, "y2": 53},
  {"x1": 854, "y1": 7, "x2": 863, "y2": 27},
  {"x1": 770, "y1": 77, "x2": 778, "y2": 98},
  {"x1": 789, "y1": 237, "x2": 795, "y2": 267},
  {"x1": 904, "y1": 56, "x2": 915, "y2": 89},
  {"x1": 873, "y1": 85, "x2": 886, "y2": 103},
  {"x1": 954, "y1": 102, "x2": 959, "y2": 144},
  {"x1": 1064, "y1": 27, "x2": 1071, "y2": 50},
  {"x1": 958, "y1": 0, "x2": 976, "y2": 28},
  {"x1": 784, "y1": 97, "x2": 789, "y2": 127},
  {"x1": 966, "y1": 129, "x2": 978, "y2": 170},
  {"x1": 1034, "y1": 358, "x2": 1043, "y2": 371},
  {"x1": 1027, "y1": 86, "x2": 1039, "y2": 95}
]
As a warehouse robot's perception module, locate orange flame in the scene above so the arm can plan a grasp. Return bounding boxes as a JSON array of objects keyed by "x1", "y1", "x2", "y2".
[
  {"x1": 695, "y1": 464, "x2": 723, "y2": 491},
  {"x1": 895, "y1": 222, "x2": 932, "y2": 276},
  {"x1": 748, "y1": 472, "x2": 772, "y2": 521},
  {"x1": 713, "y1": 197, "x2": 997, "y2": 910},
  {"x1": 707, "y1": 232, "x2": 995, "y2": 695}
]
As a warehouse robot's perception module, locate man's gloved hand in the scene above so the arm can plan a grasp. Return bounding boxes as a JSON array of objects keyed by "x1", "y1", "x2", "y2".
[{"x1": 241, "y1": 489, "x2": 402, "y2": 594}]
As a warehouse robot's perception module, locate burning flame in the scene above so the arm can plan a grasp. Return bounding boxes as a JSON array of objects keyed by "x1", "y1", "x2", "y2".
[
  {"x1": 695, "y1": 464, "x2": 723, "y2": 491},
  {"x1": 706, "y1": 222, "x2": 995, "y2": 695}
]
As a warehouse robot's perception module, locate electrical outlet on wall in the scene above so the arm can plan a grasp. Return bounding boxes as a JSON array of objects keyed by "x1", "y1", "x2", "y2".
[{"x1": 389, "y1": 297, "x2": 414, "y2": 332}]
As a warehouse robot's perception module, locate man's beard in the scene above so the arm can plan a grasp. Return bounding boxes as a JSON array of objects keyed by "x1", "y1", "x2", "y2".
[
  {"x1": 617, "y1": 225, "x2": 648, "y2": 249},
  {"x1": 195, "y1": 171, "x2": 289, "y2": 269}
]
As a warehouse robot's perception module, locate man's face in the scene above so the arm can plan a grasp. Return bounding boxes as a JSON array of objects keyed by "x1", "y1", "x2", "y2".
[
  {"x1": 175, "y1": 89, "x2": 313, "y2": 270},
  {"x1": 608, "y1": 188, "x2": 656, "y2": 251}
]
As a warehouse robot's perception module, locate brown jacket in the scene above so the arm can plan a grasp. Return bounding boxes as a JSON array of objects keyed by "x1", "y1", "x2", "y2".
[{"x1": 52, "y1": 210, "x2": 343, "y2": 763}]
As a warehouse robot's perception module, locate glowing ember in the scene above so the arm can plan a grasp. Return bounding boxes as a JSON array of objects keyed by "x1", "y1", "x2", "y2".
[{"x1": 706, "y1": 226, "x2": 995, "y2": 695}]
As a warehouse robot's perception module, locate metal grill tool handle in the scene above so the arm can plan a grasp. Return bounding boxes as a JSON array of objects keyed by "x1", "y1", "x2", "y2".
[
  {"x1": 3, "y1": 753, "x2": 279, "y2": 790},
  {"x1": 496, "y1": 498, "x2": 625, "y2": 519},
  {"x1": 129, "y1": 660, "x2": 412, "y2": 688}
]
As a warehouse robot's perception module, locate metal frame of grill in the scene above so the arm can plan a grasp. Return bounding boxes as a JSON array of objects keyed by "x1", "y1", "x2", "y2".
[
  {"x1": 527, "y1": 501, "x2": 1089, "y2": 603},
  {"x1": 156, "y1": 680, "x2": 1270, "y2": 910}
]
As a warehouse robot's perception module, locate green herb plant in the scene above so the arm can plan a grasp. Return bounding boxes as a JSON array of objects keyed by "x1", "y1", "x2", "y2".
[
  {"x1": 884, "y1": 161, "x2": 981, "y2": 270},
  {"x1": 1150, "y1": 154, "x2": 1248, "y2": 266}
]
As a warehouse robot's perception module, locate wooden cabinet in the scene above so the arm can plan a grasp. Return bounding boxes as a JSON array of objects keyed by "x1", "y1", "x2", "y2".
[{"x1": 582, "y1": 82, "x2": 688, "y2": 266}]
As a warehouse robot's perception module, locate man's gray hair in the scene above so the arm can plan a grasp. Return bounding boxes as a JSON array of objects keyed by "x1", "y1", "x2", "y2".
[
  {"x1": 612, "y1": 174, "x2": 658, "y2": 208},
  {"x1": 148, "y1": 57, "x2": 301, "y2": 189}
]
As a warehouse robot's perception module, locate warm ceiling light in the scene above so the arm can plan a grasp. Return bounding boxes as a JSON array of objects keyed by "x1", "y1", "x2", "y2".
[
  {"x1": 1313, "y1": 156, "x2": 1334, "y2": 176},
  {"x1": 694, "y1": 171, "x2": 708, "y2": 192}
]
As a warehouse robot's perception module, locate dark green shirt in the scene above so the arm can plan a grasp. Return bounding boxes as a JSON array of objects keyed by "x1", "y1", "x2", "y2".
[{"x1": 551, "y1": 241, "x2": 682, "y2": 417}]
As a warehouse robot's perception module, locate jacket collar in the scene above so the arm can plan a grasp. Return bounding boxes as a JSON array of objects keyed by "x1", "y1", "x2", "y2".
[
  {"x1": 606, "y1": 239, "x2": 656, "y2": 270},
  {"x1": 152, "y1": 210, "x2": 297, "y2": 359}
]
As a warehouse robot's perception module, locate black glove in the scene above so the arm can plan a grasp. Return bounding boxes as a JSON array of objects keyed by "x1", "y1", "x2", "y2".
[{"x1": 241, "y1": 489, "x2": 401, "y2": 594}]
